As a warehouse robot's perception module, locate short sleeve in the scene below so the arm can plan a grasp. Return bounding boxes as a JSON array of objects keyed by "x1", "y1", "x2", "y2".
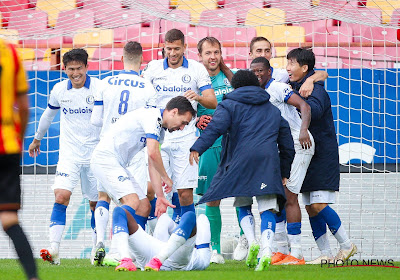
[
  {"x1": 48, "y1": 87, "x2": 60, "y2": 109},
  {"x1": 142, "y1": 109, "x2": 162, "y2": 141},
  {"x1": 145, "y1": 80, "x2": 158, "y2": 107},
  {"x1": 195, "y1": 62, "x2": 213, "y2": 92},
  {"x1": 94, "y1": 79, "x2": 107, "y2": 103},
  {"x1": 141, "y1": 61, "x2": 155, "y2": 82},
  {"x1": 281, "y1": 83, "x2": 294, "y2": 103}
]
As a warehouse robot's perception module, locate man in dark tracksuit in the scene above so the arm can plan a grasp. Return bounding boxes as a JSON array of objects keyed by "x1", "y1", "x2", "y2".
[
  {"x1": 287, "y1": 48, "x2": 357, "y2": 264},
  {"x1": 189, "y1": 70, "x2": 295, "y2": 271}
]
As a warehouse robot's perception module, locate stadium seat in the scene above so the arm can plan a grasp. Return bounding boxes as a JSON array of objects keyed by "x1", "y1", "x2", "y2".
[
  {"x1": 245, "y1": 8, "x2": 286, "y2": 35},
  {"x1": 390, "y1": 8, "x2": 400, "y2": 25},
  {"x1": 0, "y1": 0, "x2": 30, "y2": 27},
  {"x1": 257, "y1": 25, "x2": 305, "y2": 44},
  {"x1": 366, "y1": 0, "x2": 400, "y2": 24},
  {"x1": 213, "y1": 27, "x2": 256, "y2": 44},
  {"x1": 92, "y1": 48, "x2": 123, "y2": 61},
  {"x1": 8, "y1": 9, "x2": 48, "y2": 38},
  {"x1": 186, "y1": 47, "x2": 199, "y2": 60},
  {"x1": 270, "y1": 57, "x2": 286, "y2": 69},
  {"x1": 224, "y1": 0, "x2": 264, "y2": 23},
  {"x1": 36, "y1": 0, "x2": 76, "y2": 27},
  {"x1": 326, "y1": 46, "x2": 374, "y2": 60},
  {"x1": 159, "y1": 9, "x2": 191, "y2": 32},
  {"x1": 87, "y1": 60, "x2": 111, "y2": 70},
  {"x1": 176, "y1": 0, "x2": 218, "y2": 23},
  {"x1": 313, "y1": 25, "x2": 354, "y2": 44},
  {"x1": 362, "y1": 27, "x2": 398, "y2": 43},
  {"x1": 296, "y1": 20, "x2": 334, "y2": 42},
  {"x1": 0, "y1": 29, "x2": 19, "y2": 44},
  {"x1": 160, "y1": 26, "x2": 208, "y2": 44},
  {"x1": 114, "y1": 25, "x2": 160, "y2": 45},
  {"x1": 90, "y1": 5, "x2": 141, "y2": 29},
  {"x1": 373, "y1": 47, "x2": 400, "y2": 61},
  {"x1": 23, "y1": 60, "x2": 51, "y2": 70},
  {"x1": 199, "y1": 8, "x2": 237, "y2": 26},
  {"x1": 345, "y1": 7, "x2": 382, "y2": 42},
  {"x1": 224, "y1": 47, "x2": 248, "y2": 61},
  {"x1": 55, "y1": 8, "x2": 94, "y2": 34},
  {"x1": 16, "y1": 48, "x2": 36, "y2": 60},
  {"x1": 73, "y1": 28, "x2": 114, "y2": 45},
  {"x1": 312, "y1": 47, "x2": 325, "y2": 57},
  {"x1": 315, "y1": 56, "x2": 343, "y2": 69}
]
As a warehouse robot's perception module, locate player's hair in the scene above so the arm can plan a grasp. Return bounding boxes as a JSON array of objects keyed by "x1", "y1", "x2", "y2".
[
  {"x1": 287, "y1": 48, "x2": 315, "y2": 72},
  {"x1": 63, "y1": 48, "x2": 88, "y2": 68},
  {"x1": 231, "y1": 70, "x2": 260, "y2": 89},
  {"x1": 165, "y1": 29, "x2": 185, "y2": 45},
  {"x1": 166, "y1": 96, "x2": 196, "y2": 117},
  {"x1": 123, "y1": 41, "x2": 142, "y2": 64},
  {"x1": 250, "y1": 56, "x2": 271, "y2": 70},
  {"x1": 249, "y1": 36, "x2": 272, "y2": 53},
  {"x1": 197, "y1": 36, "x2": 221, "y2": 54}
]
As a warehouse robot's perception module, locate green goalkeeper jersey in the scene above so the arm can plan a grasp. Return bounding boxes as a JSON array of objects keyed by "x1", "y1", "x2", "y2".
[{"x1": 197, "y1": 70, "x2": 234, "y2": 148}]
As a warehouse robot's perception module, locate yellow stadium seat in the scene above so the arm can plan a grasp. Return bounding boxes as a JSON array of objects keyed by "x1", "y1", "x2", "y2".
[
  {"x1": 257, "y1": 25, "x2": 305, "y2": 43},
  {"x1": 36, "y1": 0, "x2": 76, "y2": 27},
  {"x1": 270, "y1": 57, "x2": 286, "y2": 69},
  {"x1": 16, "y1": 48, "x2": 36, "y2": 61},
  {"x1": 0, "y1": 29, "x2": 19, "y2": 44},
  {"x1": 366, "y1": 0, "x2": 400, "y2": 24},
  {"x1": 245, "y1": 8, "x2": 286, "y2": 35},
  {"x1": 73, "y1": 28, "x2": 114, "y2": 46},
  {"x1": 274, "y1": 47, "x2": 288, "y2": 58},
  {"x1": 176, "y1": 0, "x2": 217, "y2": 23}
]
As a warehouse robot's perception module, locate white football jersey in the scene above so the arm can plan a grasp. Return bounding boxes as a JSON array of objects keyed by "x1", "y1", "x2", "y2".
[
  {"x1": 142, "y1": 56, "x2": 213, "y2": 140},
  {"x1": 265, "y1": 79, "x2": 302, "y2": 135},
  {"x1": 48, "y1": 75, "x2": 101, "y2": 164},
  {"x1": 95, "y1": 107, "x2": 164, "y2": 167},
  {"x1": 271, "y1": 67, "x2": 290, "y2": 83},
  {"x1": 94, "y1": 70, "x2": 157, "y2": 138}
]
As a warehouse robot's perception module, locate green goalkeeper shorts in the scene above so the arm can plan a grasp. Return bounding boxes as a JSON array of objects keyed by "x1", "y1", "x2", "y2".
[{"x1": 196, "y1": 145, "x2": 222, "y2": 196}]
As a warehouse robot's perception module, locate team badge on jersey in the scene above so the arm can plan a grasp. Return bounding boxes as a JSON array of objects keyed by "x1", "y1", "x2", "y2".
[
  {"x1": 86, "y1": 95, "x2": 94, "y2": 104},
  {"x1": 223, "y1": 78, "x2": 231, "y2": 86},
  {"x1": 182, "y1": 74, "x2": 191, "y2": 83}
]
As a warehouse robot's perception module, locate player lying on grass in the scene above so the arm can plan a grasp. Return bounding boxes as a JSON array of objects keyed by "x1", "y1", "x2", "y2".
[
  {"x1": 250, "y1": 57, "x2": 314, "y2": 265},
  {"x1": 189, "y1": 70, "x2": 295, "y2": 271},
  {"x1": 90, "y1": 96, "x2": 195, "y2": 271}
]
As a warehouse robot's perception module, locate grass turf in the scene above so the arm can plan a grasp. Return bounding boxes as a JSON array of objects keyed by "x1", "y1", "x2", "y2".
[{"x1": 0, "y1": 259, "x2": 399, "y2": 280}]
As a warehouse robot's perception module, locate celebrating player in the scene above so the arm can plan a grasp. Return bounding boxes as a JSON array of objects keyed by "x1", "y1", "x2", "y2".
[
  {"x1": 142, "y1": 29, "x2": 216, "y2": 224},
  {"x1": 90, "y1": 41, "x2": 157, "y2": 266},
  {"x1": 287, "y1": 48, "x2": 357, "y2": 263},
  {"x1": 251, "y1": 57, "x2": 314, "y2": 265},
  {"x1": 28, "y1": 49, "x2": 102, "y2": 265},
  {"x1": 189, "y1": 70, "x2": 295, "y2": 271},
  {"x1": 90, "y1": 96, "x2": 195, "y2": 271}
]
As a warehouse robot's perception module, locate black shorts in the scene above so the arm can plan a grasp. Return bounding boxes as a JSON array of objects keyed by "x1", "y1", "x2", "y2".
[{"x1": 0, "y1": 154, "x2": 21, "y2": 211}]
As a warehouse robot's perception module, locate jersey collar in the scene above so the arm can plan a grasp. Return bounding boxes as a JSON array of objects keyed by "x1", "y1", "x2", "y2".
[
  {"x1": 265, "y1": 78, "x2": 275, "y2": 90},
  {"x1": 119, "y1": 70, "x2": 139, "y2": 76},
  {"x1": 67, "y1": 74, "x2": 91, "y2": 90},
  {"x1": 163, "y1": 56, "x2": 189, "y2": 70}
]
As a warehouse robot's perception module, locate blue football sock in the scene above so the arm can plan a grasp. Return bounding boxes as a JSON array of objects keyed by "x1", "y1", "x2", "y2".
[
  {"x1": 318, "y1": 205, "x2": 342, "y2": 235},
  {"x1": 260, "y1": 210, "x2": 276, "y2": 234},
  {"x1": 112, "y1": 206, "x2": 128, "y2": 234},
  {"x1": 148, "y1": 198, "x2": 157, "y2": 220},
  {"x1": 172, "y1": 192, "x2": 181, "y2": 223},
  {"x1": 90, "y1": 209, "x2": 95, "y2": 231},
  {"x1": 95, "y1": 200, "x2": 110, "y2": 211},
  {"x1": 309, "y1": 213, "x2": 327, "y2": 240},
  {"x1": 273, "y1": 208, "x2": 286, "y2": 223},
  {"x1": 287, "y1": 222, "x2": 301, "y2": 235},
  {"x1": 50, "y1": 203, "x2": 67, "y2": 227},
  {"x1": 173, "y1": 211, "x2": 196, "y2": 240},
  {"x1": 238, "y1": 205, "x2": 253, "y2": 222},
  {"x1": 181, "y1": 203, "x2": 195, "y2": 216},
  {"x1": 121, "y1": 205, "x2": 147, "y2": 230}
]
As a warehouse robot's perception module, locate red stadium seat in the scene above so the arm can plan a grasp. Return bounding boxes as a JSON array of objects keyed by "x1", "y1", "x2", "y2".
[
  {"x1": 159, "y1": 9, "x2": 191, "y2": 32},
  {"x1": 88, "y1": 60, "x2": 111, "y2": 70},
  {"x1": 346, "y1": 7, "x2": 382, "y2": 42},
  {"x1": 313, "y1": 25, "x2": 354, "y2": 44},
  {"x1": 315, "y1": 56, "x2": 343, "y2": 69},
  {"x1": 296, "y1": 20, "x2": 335, "y2": 42},
  {"x1": 225, "y1": 47, "x2": 248, "y2": 61},
  {"x1": 362, "y1": 27, "x2": 398, "y2": 43},
  {"x1": 224, "y1": 0, "x2": 263, "y2": 23},
  {"x1": 390, "y1": 8, "x2": 400, "y2": 25},
  {"x1": 8, "y1": 9, "x2": 48, "y2": 38},
  {"x1": 213, "y1": 27, "x2": 256, "y2": 44},
  {"x1": 160, "y1": 26, "x2": 208, "y2": 44},
  {"x1": 373, "y1": 47, "x2": 400, "y2": 61},
  {"x1": 0, "y1": 0, "x2": 30, "y2": 27},
  {"x1": 199, "y1": 8, "x2": 237, "y2": 26},
  {"x1": 114, "y1": 25, "x2": 160, "y2": 44},
  {"x1": 92, "y1": 48, "x2": 124, "y2": 61},
  {"x1": 326, "y1": 46, "x2": 374, "y2": 60},
  {"x1": 55, "y1": 8, "x2": 94, "y2": 34}
]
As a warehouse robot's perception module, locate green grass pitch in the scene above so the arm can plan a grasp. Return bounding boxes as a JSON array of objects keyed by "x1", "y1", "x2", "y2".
[{"x1": 1, "y1": 259, "x2": 399, "y2": 280}]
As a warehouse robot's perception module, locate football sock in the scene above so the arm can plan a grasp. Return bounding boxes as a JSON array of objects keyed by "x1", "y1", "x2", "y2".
[
  {"x1": 50, "y1": 203, "x2": 67, "y2": 252},
  {"x1": 287, "y1": 222, "x2": 302, "y2": 259},
  {"x1": 172, "y1": 192, "x2": 181, "y2": 224},
  {"x1": 206, "y1": 205, "x2": 221, "y2": 253},
  {"x1": 235, "y1": 207, "x2": 244, "y2": 236},
  {"x1": 147, "y1": 198, "x2": 157, "y2": 232},
  {"x1": 90, "y1": 209, "x2": 96, "y2": 248},
  {"x1": 309, "y1": 213, "x2": 332, "y2": 257},
  {"x1": 121, "y1": 204, "x2": 147, "y2": 230},
  {"x1": 319, "y1": 206, "x2": 351, "y2": 250},
  {"x1": 153, "y1": 214, "x2": 176, "y2": 242},
  {"x1": 196, "y1": 214, "x2": 211, "y2": 246},
  {"x1": 5, "y1": 224, "x2": 38, "y2": 279},
  {"x1": 94, "y1": 200, "x2": 109, "y2": 245},
  {"x1": 156, "y1": 212, "x2": 196, "y2": 262},
  {"x1": 274, "y1": 221, "x2": 289, "y2": 255},
  {"x1": 112, "y1": 206, "x2": 130, "y2": 259},
  {"x1": 260, "y1": 210, "x2": 276, "y2": 257},
  {"x1": 181, "y1": 203, "x2": 195, "y2": 216},
  {"x1": 238, "y1": 206, "x2": 256, "y2": 245}
]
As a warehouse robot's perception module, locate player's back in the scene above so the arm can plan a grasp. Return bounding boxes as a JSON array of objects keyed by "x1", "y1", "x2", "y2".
[
  {"x1": 99, "y1": 70, "x2": 157, "y2": 137},
  {"x1": 267, "y1": 79, "x2": 302, "y2": 134}
]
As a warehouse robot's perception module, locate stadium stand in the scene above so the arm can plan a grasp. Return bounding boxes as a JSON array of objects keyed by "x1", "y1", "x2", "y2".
[
  {"x1": 36, "y1": 0, "x2": 76, "y2": 27},
  {"x1": 176, "y1": 0, "x2": 218, "y2": 23}
]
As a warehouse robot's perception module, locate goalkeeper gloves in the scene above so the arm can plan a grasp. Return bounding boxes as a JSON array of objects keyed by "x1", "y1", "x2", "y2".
[{"x1": 196, "y1": 115, "x2": 212, "y2": 130}]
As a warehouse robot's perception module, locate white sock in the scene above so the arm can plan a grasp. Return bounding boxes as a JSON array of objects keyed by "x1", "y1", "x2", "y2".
[
  {"x1": 287, "y1": 234, "x2": 302, "y2": 259},
  {"x1": 334, "y1": 225, "x2": 351, "y2": 250},
  {"x1": 50, "y1": 225, "x2": 64, "y2": 253},
  {"x1": 128, "y1": 226, "x2": 150, "y2": 265},
  {"x1": 240, "y1": 215, "x2": 256, "y2": 245},
  {"x1": 147, "y1": 218, "x2": 158, "y2": 235},
  {"x1": 92, "y1": 229, "x2": 97, "y2": 250},
  {"x1": 156, "y1": 233, "x2": 186, "y2": 263},
  {"x1": 195, "y1": 214, "x2": 211, "y2": 246},
  {"x1": 95, "y1": 206, "x2": 109, "y2": 245},
  {"x1": 153, "y1": 213, "x2": 176, "y2": 242},
  {"x1": 315, "y1": 233, "x2": 332, "y2": 257},
  {"x1": 108, "y1": 233, "x2": 119, "y2": 256},
  {"x1": 261, "y1": 229, "x2": 274, "y2": 257},
  {"x1": 113, "y1": 232, "x2": 130, "y2": 259},
  {"x1": 274, "y1": 221, "x2": 289, "y2": 254}
]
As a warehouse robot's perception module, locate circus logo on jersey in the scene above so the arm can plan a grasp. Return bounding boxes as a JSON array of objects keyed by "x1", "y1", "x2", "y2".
[
  {"x1": 223, "y1": 78, "x2": 231, "y2": 86},
  {"x1": 86, "y1": 95, "x2": 94, "y2": 105},
  {"x1": 118, "y1": 176, "x2": 129, "y2": 182},
  {"x1": 182, "y1": 74, "x2": 191, "y2": 83}
]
